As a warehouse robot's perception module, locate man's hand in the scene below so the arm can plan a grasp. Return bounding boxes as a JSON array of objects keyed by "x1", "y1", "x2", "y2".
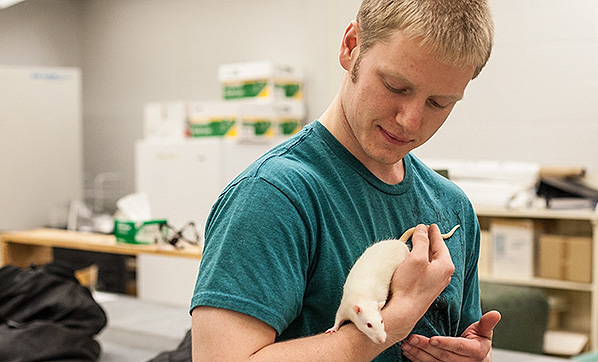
[
  {"x1": 401, "y1": 310, "x2": 501, "y2": 362},
  {"x1": 382, "y1": 224, "x2": 456, "y2": 344}
]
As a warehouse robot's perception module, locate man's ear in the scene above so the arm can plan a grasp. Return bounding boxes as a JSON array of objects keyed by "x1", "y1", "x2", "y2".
[{"x1": 339, "y1": 20, "x2": 360, "y2": 71}]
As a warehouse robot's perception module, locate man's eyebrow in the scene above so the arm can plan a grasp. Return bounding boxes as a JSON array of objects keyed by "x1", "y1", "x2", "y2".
[
  {"x1": 384, "y1": 71, "x2": 415, "y2": 89},
  {"x1": 384, "y1": 71, "x2": 463, "y2": 102},
  {"x1": 434, "y1": 94, "x2": 464, "y2": 103}
]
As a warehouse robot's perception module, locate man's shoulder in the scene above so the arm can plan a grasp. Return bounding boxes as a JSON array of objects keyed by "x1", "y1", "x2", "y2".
[{"x1": 408, "y1": 154, "x2": 472, "y2": 204}]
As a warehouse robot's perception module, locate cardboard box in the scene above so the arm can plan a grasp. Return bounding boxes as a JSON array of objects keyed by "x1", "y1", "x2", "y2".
[
  {"x1": 276, "y1": 99, "x2": 305, "y2": 136},
  {"x1": 238, "y1": 99, "x2": 306, "y2": 139},
  {"x1": 537, "y1": 234, "x2": 566, "y2": 280},
  {"x1": 564, "y1": 236, "x2": 592, "y2": 283},
  {"x1": 187, "y1": 99, "x2": 305, "y2": 140},
  {"x1": 536, "y1": 234, "x2": 592, "y2": 283},
  {"x1": 491, "y1": 219, "x2": 535, "y2": 279},
  {"x1": 143, "y1": 102, "x2": 189, "y2": 140},
  {"x1": 187, "y1": 101, "x2": 238, "y2": 138},
  {"x1": 478, "y1": 230, "x2": 493, "y2": 277},
  {"x1": 236, "y1": 101, "x2": 277, "y2": 139},
  {"x1": 218, "y1": 61, "x2": 303, "y2": 101}
]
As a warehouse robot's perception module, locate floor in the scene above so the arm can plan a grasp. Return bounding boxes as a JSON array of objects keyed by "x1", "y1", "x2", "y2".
[
  {"x1": 95, "y1": 292, "x2": 190, "y2": 362},
  {"x1": 94, "y1": 292, "x2": 569, "y2": 362}
]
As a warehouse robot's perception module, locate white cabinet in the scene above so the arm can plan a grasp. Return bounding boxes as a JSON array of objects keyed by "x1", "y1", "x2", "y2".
[
  {"x1": 476, "y1": 207, "x2": 598, "y2": 350},
  {"x1": 0, "y1": 66, "x2": 83, "y2": 231}
]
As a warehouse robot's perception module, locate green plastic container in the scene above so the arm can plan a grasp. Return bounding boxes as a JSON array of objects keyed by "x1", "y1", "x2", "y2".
[{"x1": 114, "y1": 219, "x2": 167, "y2": 245}]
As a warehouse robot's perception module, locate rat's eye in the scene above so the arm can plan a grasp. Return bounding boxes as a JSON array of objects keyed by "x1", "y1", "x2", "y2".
[
  {"x1": 367, "y1": 323, "x2": 373, "y2": 328},
  {"x1": 381, "y1": 320, "x2": 384, "y2": 324}
]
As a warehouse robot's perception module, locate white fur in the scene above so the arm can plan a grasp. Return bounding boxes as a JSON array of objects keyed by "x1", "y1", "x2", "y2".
[{"x1": 325, "y1": 225, "x2": 460, "y2": 344}]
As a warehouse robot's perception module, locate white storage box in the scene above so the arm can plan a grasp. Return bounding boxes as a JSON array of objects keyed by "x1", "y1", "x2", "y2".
[
  {"x1": 187, "y1": 101, "x2": 238, "y2": 138},
  {"x1": 275, "y1": 99, "x2": 306, "y2": 136},
  {"x1": 143, "y1": 102, "x2": 189, "y2": 140},
  {"x1": 218, "y1": 61, "x2": 303, "y2": 100},
  {"x1": 491, "y1": 219, "x2": 536, "y2": 279}
]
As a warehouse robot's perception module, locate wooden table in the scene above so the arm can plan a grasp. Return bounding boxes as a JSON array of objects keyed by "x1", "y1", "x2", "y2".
[{"x1": 0, "y1": 228, "x2": 202, "y2": 268}]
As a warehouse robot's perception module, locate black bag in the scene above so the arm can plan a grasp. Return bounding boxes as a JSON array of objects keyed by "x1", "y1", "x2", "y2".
[{"x1": 0, "y1": 263, "x2": 107, "y2": 362}]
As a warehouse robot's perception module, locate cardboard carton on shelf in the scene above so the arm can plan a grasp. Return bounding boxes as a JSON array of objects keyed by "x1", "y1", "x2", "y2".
[{"x1": 537, "y1": 234, "x2": 592, "y2": 283}]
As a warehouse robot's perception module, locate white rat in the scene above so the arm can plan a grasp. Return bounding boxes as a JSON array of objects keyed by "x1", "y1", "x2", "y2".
[{"x1": 325, "y1": 224, "x2": 460, "y2": 344}]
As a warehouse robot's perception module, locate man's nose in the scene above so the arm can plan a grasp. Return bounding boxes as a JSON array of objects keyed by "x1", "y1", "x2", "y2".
[{"x1": 395, "y1": 100, "x2": 424, "y2": 132}]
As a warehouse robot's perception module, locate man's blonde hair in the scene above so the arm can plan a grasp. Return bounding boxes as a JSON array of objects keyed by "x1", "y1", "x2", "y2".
[{"x1": 354, "y1": 0, "x2": 494, "y2": 80}]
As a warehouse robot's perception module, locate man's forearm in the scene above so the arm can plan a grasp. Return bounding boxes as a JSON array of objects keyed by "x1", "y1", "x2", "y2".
[
  {"x1": 191, "y1": 305, "x2": 414, "y2": 362},
  {"x1": 247, "y1": 323, "x2": 391, "y2": 362}
]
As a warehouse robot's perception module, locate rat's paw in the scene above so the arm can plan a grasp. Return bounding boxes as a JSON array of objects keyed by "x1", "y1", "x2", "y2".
[{"x1": 325, "y1": 327, "x2": 338, "y2": 335}]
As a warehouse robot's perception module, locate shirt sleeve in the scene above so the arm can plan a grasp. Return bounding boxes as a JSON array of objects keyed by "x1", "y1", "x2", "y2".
[{"x1": 190, "y1": 176, "x2": 311, "y2": 335}]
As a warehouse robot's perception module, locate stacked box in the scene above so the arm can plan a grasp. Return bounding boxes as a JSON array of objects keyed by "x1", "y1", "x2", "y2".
[
  {"x1": 235, "y1": 99, "x2": 306, "y2": 139},
  {"x1": 478, "y1": 230, "x2": 493, "y2": 278},
  {"x1": 566, "y1": 236, "x2": 592, "y2": 283},
  {"x1": 144, "y1": 62, "x2": 306, "y2": 141},
  {"x1": 218, "y1": 61, "x2": 303, "y2": 101},
  {"x1": 236, "y1": 101, "x2": 277, "y2": 139},
  {"x1": 275, "y1": 99, "x2": 305, "y2": 136},
  {"x1": 186, "y1": 99, "x2": 305, "y2": 140},
  {"x1": 187, "y1": 101, "x2": 238, "y2": 138},
  {"x1": 537, "y1": 234, "x2": 592, "y2": 283},
  {"x1": 491, "y1": 219, "x2": 536, "y2": 279},
  {"x1": 537, "y1": 234, "x2": 565, "y2": 280},
  {"x1": 143, "y1": 102, "x2": 188, "y2": 139},
  {"x1": 217, "y1": 61, "x2": 306, "y2": 139}
]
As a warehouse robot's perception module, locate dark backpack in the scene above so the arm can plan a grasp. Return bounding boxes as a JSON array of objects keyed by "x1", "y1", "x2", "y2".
[{"x1": 0, "y1": 263, "x2": 107, "y2": 362}]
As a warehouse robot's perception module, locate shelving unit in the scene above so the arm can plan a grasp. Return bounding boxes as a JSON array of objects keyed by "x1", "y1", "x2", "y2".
[{"x1": 475, "y1": 206, "x2": 598, "y2": 351}]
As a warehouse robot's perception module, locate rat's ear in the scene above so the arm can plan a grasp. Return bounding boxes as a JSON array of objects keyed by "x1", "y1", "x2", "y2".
[
  {"x1": 377, "y1": 301, "x2": 385, "y2": 310},
  {"x1": 353, "y1": 305, "x2": 362, "y2": 314}
]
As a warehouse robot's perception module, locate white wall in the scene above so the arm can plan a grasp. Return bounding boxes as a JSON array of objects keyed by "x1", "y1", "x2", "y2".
[
  {"x1": 1, "y1": 0, "x2": 597, "y2": 205},
  {"x1": 80, "y1": 0, "x2": 361, "y2": 192},
  {"x1": 415, "y1": 0, "x2": 598, "y2": 174},
  {"x1": 0, "y1": 0, "x2": 82, "y2": 67}
]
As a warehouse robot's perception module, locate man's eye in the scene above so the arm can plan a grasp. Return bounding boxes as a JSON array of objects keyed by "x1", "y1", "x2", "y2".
[
  {"x1": 428, "y1": 99, "x2": 447, "y2": 109},
  {"x1": 383, "y1": 81, "x2": 406, "y2": 94}
]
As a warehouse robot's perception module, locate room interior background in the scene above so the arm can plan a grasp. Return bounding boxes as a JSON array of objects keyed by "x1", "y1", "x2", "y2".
[{"x1": 1, "y1": 0, "x2": 597, "y2": 212}]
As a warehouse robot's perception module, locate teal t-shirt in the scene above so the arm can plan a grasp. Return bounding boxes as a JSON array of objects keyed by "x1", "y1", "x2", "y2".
[{"x1": 191, "y1": 120, "x2": 482, "y2": 361}]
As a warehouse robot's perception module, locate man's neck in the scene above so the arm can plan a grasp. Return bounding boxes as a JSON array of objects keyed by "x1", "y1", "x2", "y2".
[{"x1": 318, "y1": 94, "x2": 406, "y2": 185}]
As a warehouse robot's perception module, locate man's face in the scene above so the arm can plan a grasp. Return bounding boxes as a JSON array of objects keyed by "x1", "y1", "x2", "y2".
[{"x1": 338, "y1": 27, "x2": 476, "y2": 173}]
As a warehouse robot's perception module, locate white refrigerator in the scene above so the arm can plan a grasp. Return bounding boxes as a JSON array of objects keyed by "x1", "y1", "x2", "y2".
[{"x1": 134, "y1": 137, "x2": 283, "y2": 305}]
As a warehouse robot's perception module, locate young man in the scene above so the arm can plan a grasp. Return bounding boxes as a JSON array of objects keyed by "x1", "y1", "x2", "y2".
[{"x1": 190, "y1": 1, "x2": 501, "y2": 361}]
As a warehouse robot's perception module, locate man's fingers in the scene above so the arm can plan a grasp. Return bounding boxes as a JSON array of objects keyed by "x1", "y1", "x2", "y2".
[
  {"x1": 427, "y1": 224, "x2": 446, "y2": 259},
  {"x1": 409, "y1": 224, "x2": 430, "y2": 256}
]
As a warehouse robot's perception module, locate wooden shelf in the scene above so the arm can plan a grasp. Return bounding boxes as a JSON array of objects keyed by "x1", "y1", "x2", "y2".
[
  {"x1": 475, "y1": 206, "x2": 598, "y2": 221},
  {"x1": 479, "y1": 275, "x2": 593, "y2": 292},
  {"x1": 475, "y1": 206, "x2": 598, "y2": 351}
]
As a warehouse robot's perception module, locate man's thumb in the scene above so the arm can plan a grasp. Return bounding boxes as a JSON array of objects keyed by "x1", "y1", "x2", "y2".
[{"x1": 477, "y1": 310, "x2": 501, "y2": 337}]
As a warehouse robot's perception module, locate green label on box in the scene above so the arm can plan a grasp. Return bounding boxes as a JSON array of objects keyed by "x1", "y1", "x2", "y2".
[
  {"x1": 242, "y1": 119, "x2": 273, "y2": 136},
  {"x1": 223, "y1": 80, "x2": 269, "y2": 99},
  {"x1": 189, "y1": 119, "x2": 236, "y2": 137},
  {"x1": 275, "y1": 82, "x2": 302, "y2": 98},
  {"x1": 279, "y1": 119, "x2": 301, "y2": 135}
]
